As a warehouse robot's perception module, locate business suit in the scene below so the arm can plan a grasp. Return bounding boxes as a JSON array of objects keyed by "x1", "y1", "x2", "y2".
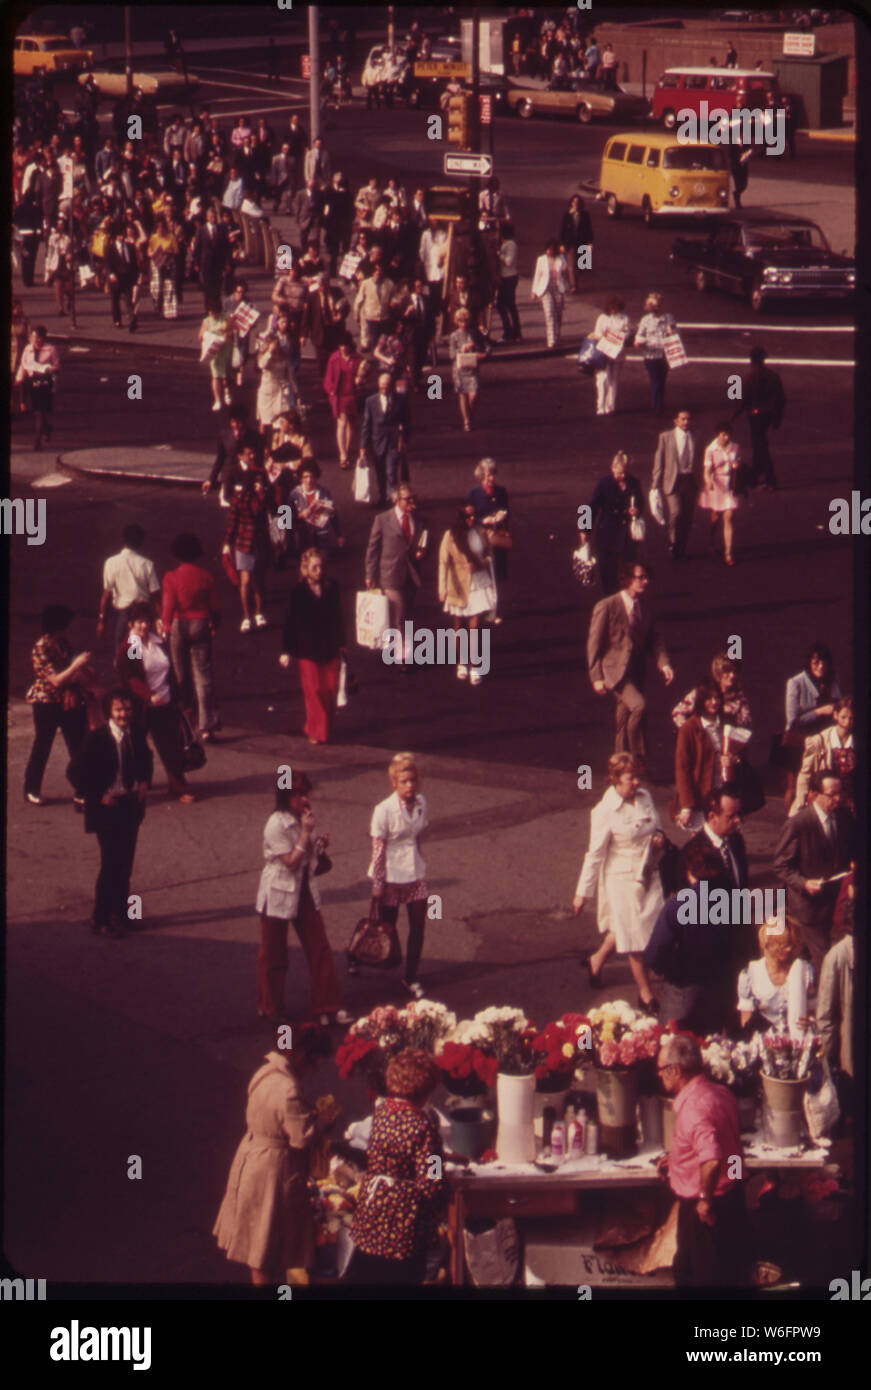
[
  {"x1": 291, "y1": 185, "x2": 323, "y2": 250},
  {"x1": 303, "y1": 145, "x2": 331, "y2": 188},
  {"x1": 652, "y1": 427, "x2": 699, "y2": 558},
  {"x1": 269, "y1": 152, "x2": 295, "y2": 210},
  {"x1": 191, "y1": 221, "x2": 230, "y2": 306},
  {"x1": 587, "y1": 591, "x2": 670, "y2": 759},
  {"x1": 735, "y1": 364, "x2": 785, "y2": 490},
  {"x1": 79, "y1": 723, "x2": 152, "y2": 931},
  {"x1": 679, "y1": 825, "x2": 748, "y2": 892},
  {"x1": 360, "y1": 389, "x2": 411, "y2": 504},
  {"x1": 365, "y1": 508, "x2": 425, "y2": 653},
  {"x1": 642, "y1": 886, "x2": 734, "y2": 1033},
  {"x1": 774, "y1": 804, "x2": 853, "y2": 975},
  {"x1": 304, "y1": 284, "x2": 347, "y2": 377},
  {"x1": 105, "y1": 238, "x2": 138, "y2": 325}
]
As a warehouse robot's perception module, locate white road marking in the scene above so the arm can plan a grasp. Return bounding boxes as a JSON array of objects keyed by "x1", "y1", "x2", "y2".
[
  {"x1": 202, "y1": 102, "x2": 308, "y2": 118},
  {"x1": 564, "y1": 353, "x2": 853, "y2": 367},
  {"x1": 188, "y1": 71, "x2": 299, "y2": 100},
  {"x1": 677, "y1": 323, "x2": 853, "y2": 333},
  {"x1": 193, "y1": 65, "x2": 308, "y2": 85}
]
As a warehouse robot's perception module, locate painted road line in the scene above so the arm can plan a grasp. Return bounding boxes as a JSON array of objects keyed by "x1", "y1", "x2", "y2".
[
  {"x1": 188, "y1": 71, "x2": 302, "y2": 99},
  {"x1": 564, "y1": 354, "x2": 854, "y2": 367},
  {"x1": 201, "y1": 103, "x2": 308, "y2": 118},
  {"x1": 677, "y1": 323, "x2": 853, "y2": 334},
  {"x1": 191, "y1": 65, "x2": 309, "y2": 85}
]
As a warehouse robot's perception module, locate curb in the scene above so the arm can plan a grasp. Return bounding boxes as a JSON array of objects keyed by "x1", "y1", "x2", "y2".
[
  {"x1": 58, "y1": 456, "x2": 202, "y2": 488},
  {"x1": 801, "y1": 128, "x2": 855, "y2": 142}
]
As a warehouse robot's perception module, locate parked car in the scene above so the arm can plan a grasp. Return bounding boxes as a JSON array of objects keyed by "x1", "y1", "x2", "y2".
[
  {"x1": 401, "y1": 68, "x2": 508, "y2": 113},
  {"x1": 78, "y1": 68, "x2": 196, "y2": 99},
  {"x1": 671, "y1": 214, "x2": 855, "y2": 311},
  {"x1": 507, "y1": 76, "x2": 650, "y2": 125},
  {"x1": 652, "y1": 67, "x2": 785, "y2": 131},
  {"x1": 599, "y1": 131, "x2": 730, "y2": 224},
  {"x1": 14, "y1": 33, "x2": 93, "y2": 76},
  {"x1": 361, "y1": 44, "x2": 409, "y2": 93}
]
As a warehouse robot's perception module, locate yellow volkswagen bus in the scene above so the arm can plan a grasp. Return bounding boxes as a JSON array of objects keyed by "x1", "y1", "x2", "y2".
[{"x1": 599, "y1": 131, "x2": 730, "y2": 225}]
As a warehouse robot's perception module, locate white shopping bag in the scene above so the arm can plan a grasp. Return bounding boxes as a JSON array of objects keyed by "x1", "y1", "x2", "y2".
[
  {"x1": 336, "y1": 657, "x2": 349, "y2": 708},
  {"x1": 200, "y1": 329, "x2": 226, "y2": 362},
  {"x1": 355, "y1": 590, "x2": 391, "y2": 650},
  {"x1": 648, "y1": 488, "x2": 666, "y2": 527},
  {"x1": 662, "y1": 330, "x2": 688, "y2": 369},
  {"x1": 353, "y1": 459, "x2": 373, "y2": 504},
  {"x1": 597, "y1": 324, "x2": 628, "y2": 360}
]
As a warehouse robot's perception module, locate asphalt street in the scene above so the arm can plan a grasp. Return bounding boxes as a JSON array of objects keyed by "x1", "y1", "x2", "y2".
[{"x1": 5, "y1": 69, "x2": 859, "y2": 1289}]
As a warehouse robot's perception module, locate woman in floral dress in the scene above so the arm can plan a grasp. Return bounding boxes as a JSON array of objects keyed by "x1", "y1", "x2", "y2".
[
  {"x1": 698, "y1": 423, "x2": 742, "y2": 566},
  {"x1": 349, "y1": 1048, "x2": 446, "y2": 1285}
]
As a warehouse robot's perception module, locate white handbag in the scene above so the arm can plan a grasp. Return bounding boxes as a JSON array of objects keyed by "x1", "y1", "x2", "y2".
[
  {"x1": 629, "y1": 515, "x2": 646, "y2": 543},
  {"x1": 648, "y1": 488, "x2": 666, "y2": 527},
  {"x1": 336, "y1": 657, "x2": 349, "y2": 708},
  {"x1": 353, "y1": 459, "x2": 373, "y2": 504}
]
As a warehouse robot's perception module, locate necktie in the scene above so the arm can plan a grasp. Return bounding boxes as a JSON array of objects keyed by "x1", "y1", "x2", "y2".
[
  {"x1": 401, "y1": 513, "x2": 412, "y2": 543},
  {"x1": 719, "y1": 839, "x2": 735, "y2": 885},
  {"x1": 120, "y1": 733, "x2": 134, "y2": 790},
  {"x1": 629, "y1": 600, "x2": 640, "y2": 635}
]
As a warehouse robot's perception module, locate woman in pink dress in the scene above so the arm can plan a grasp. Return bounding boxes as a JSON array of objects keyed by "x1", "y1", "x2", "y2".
[
  {"x1": 699, "y1": 423, "x2": 742, "y2": 566},
  {"x1": 323, "y1": 332, "x2": 364, "y2": 469}
]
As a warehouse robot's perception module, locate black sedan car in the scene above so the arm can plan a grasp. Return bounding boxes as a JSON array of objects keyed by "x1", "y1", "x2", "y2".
[
  {"x1": 400, "y1": 67, "x2": 510, "y2": 114},
  {"x1": 671, "y1": 213, "x2": 855, "y2": 312}
]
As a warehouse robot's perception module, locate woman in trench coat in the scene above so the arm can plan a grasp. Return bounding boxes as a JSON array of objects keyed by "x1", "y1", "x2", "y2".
[{"x1": 213, "y1": 1028, "x2": 332, "y2": 1284}]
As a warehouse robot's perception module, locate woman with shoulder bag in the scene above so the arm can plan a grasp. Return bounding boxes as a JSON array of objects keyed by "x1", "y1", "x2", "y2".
[
  {"x1": 589, "y1": 451, "x2": 645, "y2": 596},
  {"x1": 467, "y1": 457, "x2": 510, "y2": 617},
  {"x1": 254, "y1": 777, "x2": 351, "y2": 1026},
  {"x1": 363, "y1": 754, "x2": 430, "y2": 998},
  {"x1": 589, "y1": 296, "x2": 630, "y2": 416}
]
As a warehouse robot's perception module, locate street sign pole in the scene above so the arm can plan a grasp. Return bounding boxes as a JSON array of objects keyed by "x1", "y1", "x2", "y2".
[
  {"x1": 471, "y1": 6, "x2": 481, "y2": 215},
  {"x1": 308, "y1": 5, "x2": 320, "y2": 143}
]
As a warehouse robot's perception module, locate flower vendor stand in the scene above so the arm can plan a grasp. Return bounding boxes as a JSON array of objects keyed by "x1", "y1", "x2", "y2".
[
  {"x1": 594, "y1": 1067, "x2": 638, "y2": 1158},
  {"x1": 445, "y1": 1098, "x2": 497, "y2": 1161},
  {"x1": 496, "y1": 1072, "x2": 537, "y2": 1164}
]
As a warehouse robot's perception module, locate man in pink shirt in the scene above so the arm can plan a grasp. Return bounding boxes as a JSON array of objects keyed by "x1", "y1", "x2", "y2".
[{"x1": 656, "y1": 1033, "x2": 749, "y2": 1287}]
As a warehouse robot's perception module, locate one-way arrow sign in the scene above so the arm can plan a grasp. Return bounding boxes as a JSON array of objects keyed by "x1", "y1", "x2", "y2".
[{"x1": 443, "y1": 152, "x2": 493, "y2": 178}]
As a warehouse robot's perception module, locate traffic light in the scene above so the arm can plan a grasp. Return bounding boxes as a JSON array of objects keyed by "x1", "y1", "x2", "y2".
[{"x1": 447, "y1": 92, "x2": 472, "y2": 148}]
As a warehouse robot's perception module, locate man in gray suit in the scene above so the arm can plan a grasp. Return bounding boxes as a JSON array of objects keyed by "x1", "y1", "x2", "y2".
[
  {"x1": 652, "y1": 407, "x2": 698, "y2": 560},
  {"x1": 364, "y1": 483, "x2": 427, "y2": 667},
  {"x1": 587, "y1": 560, "x2": 674, "y2": 760},
  {"x1": 359, "y1": 372, "x2": 411, "y2": 506},
  {"x1": 303, "y1": 138, "x2": 331, "y2": 189},
  {"x1": 774, "y1": 772, "x2": 854, "y2": 975}
]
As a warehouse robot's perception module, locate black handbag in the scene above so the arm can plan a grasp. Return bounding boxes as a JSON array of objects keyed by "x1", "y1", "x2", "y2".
[{"x1": 179, "y1": 710, "x2": 206, "y2": 772}]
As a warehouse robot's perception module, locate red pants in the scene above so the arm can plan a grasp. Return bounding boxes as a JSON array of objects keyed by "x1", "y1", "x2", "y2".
[
  {"x1": 258, "y1": 884, "x2": 343, "y2": 1017},
  {"x1": 298, "y1": 657, "x2": 340, "y2": 743}
]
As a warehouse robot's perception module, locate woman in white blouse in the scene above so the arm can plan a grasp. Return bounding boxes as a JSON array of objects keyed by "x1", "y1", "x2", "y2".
[
  {"x1": 790, "y1": 696, "x2": 854, "y2": 816},
  {"x1": 698, "y1": 423, "x2": 742, "y2": 566},
  {"x1": 589, "y1": 296, "x2": 630, "y2": 415},
  {"x1": 530, "y1": 239, "x2": 569, "y2": 349},
  {"x1": 255, "y1": 778, "x2": 351, "y2": 1026},
  {"x1": 116, "y1": 601, "x2": 194, "y2": 802},
  {"x1": 366, "y1": 753, "x2": 429, "y2": 998},
  {"x1": 572, "y1": 753, "x2": 665, "y2": 1011},
  {"x1": 738, "y1": 918, "x2": 813, "y2": 1040}
]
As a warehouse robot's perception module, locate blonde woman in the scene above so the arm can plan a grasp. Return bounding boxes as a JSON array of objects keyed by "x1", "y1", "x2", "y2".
[
  {"x1": 573, "y1": 752, "x2": 665, "y2": 1011},
  {"x1": 633, "y1": 291, "x2": 677, "y2": 416},
  {"x1": 449, "y1": 308, "x2": 483, "y2": 432},
  {"x1": 438, "y1": 504, "x2": 495, "y2": 685},
  {"x1": 738, "y1": 918, "x2": 814, "y2": 1040},
  {"x1": 365, "y1": 754, "x2": 429, "y2": 998},
  {"x1": 698, "y1": 423, "x2": 742, "y2": 566}
]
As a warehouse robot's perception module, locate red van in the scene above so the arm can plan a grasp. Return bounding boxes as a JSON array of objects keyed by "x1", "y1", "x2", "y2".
[{"x1": 652, "y1": 67, "x2": 784, "y2": 129}]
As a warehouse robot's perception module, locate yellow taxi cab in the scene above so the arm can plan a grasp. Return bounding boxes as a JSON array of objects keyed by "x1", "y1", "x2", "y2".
[
  {"x1": 598, "y1": 130, "x2": 730, "y2": 226},
  {"x1": 14, "y1": 33, "x2": 93, "y2": 76}
]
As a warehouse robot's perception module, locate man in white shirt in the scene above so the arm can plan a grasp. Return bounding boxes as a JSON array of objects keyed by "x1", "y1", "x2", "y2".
[
  {"x1": 679, "y1": 787, "x2": 748, "y2": 891},
  {"x1": 97, "y1": 525, "x2": 161, "y2": 650}
]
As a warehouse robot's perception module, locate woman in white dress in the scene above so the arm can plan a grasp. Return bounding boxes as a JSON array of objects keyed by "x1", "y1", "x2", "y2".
[
  {"x1": 366, "y1": 753, "x2": 430, "y2": 998},
  {"x1": 572, "y1": 753, "x2": 664, "y2": 1010},
  {"x1": 589, "y1": 296, "x2": 630, "y2": 416},
  {"x1": 438, "y1": 505, "x2": 496, "y2": 686},
  {"x1": 255, "y1": 309, "x2": 300, "y2": 434},
  {"x1": 698, "y1": 423, "x2": 742, "y2": 566},
  {"x1": 738, "y1": 918, "x2": 814, "y2": 1040}
]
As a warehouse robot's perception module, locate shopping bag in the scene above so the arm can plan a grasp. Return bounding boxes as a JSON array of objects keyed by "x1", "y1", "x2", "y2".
[
  {"x1": 577, "y1": 335, "x2": 608, "y2": 375},
  {"x1": 77, "y1": 263, "x2": 95, "y2": 289},
  {"x1": 346, "y1": 899, "x2": 402, "y2": 970},
  {"x1": 662, "y1": 330, "x2": 688, "y2": 369},
  {"x1": 355, "y1": 590, "x2": 390, "y2": 649},
  {"x1": 597, "y1": 324, "x2": 628, "y2": 360},
  {"x1": 648, "y1": 488, "x2": 666, "y2": 527},
  {"x1": 353, "y1": 458, "x2": 373, "y2": 504},
  {"x1": 337, "y1": 657, "x2": 349, "y2": 708},
  {"x1": 200, "y1": 329, "x2": 226, "y2": 362},
  {"x1": 629, "y1": 515, "x2": 646, "y2": 543}
]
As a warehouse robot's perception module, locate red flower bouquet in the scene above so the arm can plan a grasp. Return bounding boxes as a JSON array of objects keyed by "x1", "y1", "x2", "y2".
[{"x1": 435, "y1": 1040, "x2": 498, "y2": 1096}]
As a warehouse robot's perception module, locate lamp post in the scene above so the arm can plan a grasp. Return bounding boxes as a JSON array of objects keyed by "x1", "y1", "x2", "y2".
[
  {"x1": 308, "y1": 5, "x2": 320, "y2": 143},
  {"x1": 124, "y1": 5, "x2": 132, "y2": 100}
]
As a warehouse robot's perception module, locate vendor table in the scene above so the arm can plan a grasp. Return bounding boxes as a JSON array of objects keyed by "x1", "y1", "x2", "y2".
[{"x1": 447, "y1": 1141, "x2": 838, "y2": 1287}]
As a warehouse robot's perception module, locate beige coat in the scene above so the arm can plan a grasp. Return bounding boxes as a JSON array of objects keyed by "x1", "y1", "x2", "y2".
[
  {"x1": 214, "y1": 1052, "x2": 315, "y2": 1272},
  {"x1": 438, "y1": 528, "x2": 491, "y2": 607},
  {"x1": 817, "y1": 935, "x2": 853, "y2": 1077}
]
